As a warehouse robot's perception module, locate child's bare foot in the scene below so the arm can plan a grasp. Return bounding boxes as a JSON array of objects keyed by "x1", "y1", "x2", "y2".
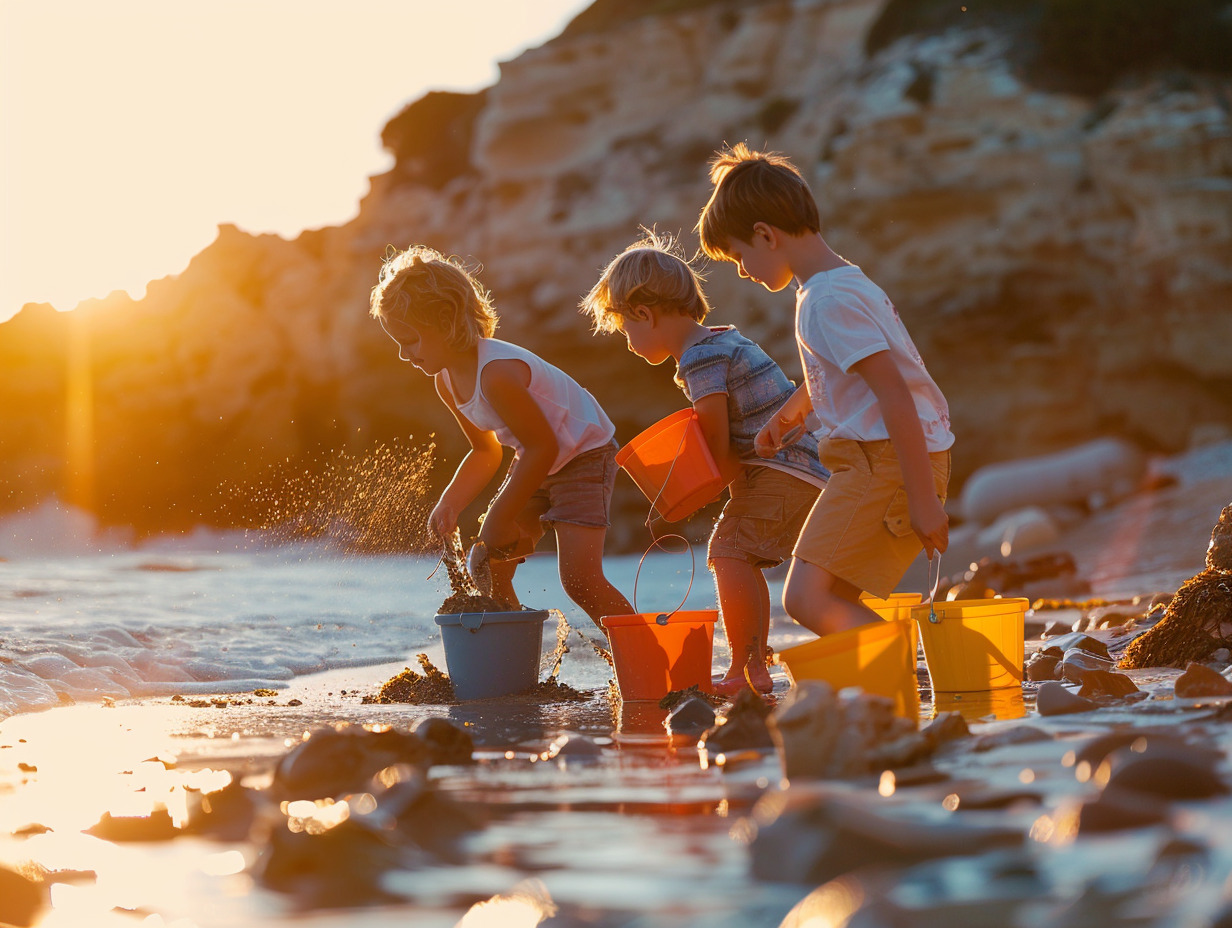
[{"x1": 714, "y1": 667, "x2": 773, "y2": 696}]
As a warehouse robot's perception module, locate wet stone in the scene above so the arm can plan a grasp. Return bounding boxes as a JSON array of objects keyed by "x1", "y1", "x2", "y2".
[
  {"x1": 665, "y1": 697, "x2": 718, "y2": 739},
  {"x1": 972, "y1": 725, "x2": 1052, "y2": 752},
  {"x1": 1060, "y1": 648, "x2": 1114, "y2": 684},
  {"x1": 185, "y1": 779, "x2": 259, "y2": 841},
  {"x1": 1076, "y1": 789, "x2": 1171, "y2": 833},
  {"x1": 1074, "y1": 731, "x2": 1218, "y2": 769},
  {"x1": 411, "y1": 717, "x2": 474, "y2": 766},
  {"x1": 1076, "y1": 669, "x2": 1140, "y2": 698},
  {"x1": 543, "y1": 732, "x2": 603, "y2": 765},
  {"x1": 1103, "y1": 745, "x2": 1229, "y2": 800},
  {"x1": 1044, "y1": 632, "x2": 1110, "y2": 659},
  {"x1": 1175, "y1": 661, "x2": 1232, "y2": 698},
  {"x1": 271, "y1": 724, "x2": 428, "y2": 800},
  {"x1": 701, "y1": 688, "x2": 775, "y2": 753},
  {"x1": 1035, "y1": 681, "x2": 1099, "y2": 716},
  {"x1": 920, "y1": 710, "x2": 970, "y2": 749},
  {"x1": 254, "y1": 819, "x2": 409, "y2": 907},
  {"x1": 85, "y1": 808, "x2": 177, "y2": 842},
  {"x1": 1025, "y1": 653, "x2": 1061, "y2": 682}
]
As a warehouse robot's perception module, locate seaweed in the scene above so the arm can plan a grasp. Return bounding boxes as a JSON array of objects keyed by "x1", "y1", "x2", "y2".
[{"x1": 1119, "y1": 504, "x2": 1232, "y2": 669}]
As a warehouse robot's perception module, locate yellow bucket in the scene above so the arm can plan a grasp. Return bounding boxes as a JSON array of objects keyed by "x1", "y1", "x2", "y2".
[
  {"x1": 775, "y1": 618, "x2": 919, "y2": 719},
  {"x1": 860, "y1": 592, "x2": 922, "y2": 621},
  {"x1": 913, "y1": 598, "x2": 1028, "y2": 692}
]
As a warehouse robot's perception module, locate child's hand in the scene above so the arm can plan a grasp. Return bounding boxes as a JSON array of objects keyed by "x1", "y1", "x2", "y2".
[
  {"x1": 428, "y1": 500, "x2": 460, "y2": 540},
  {"x1": 910, "y1": 496, "x2": 949, "y2": 558},
  {"x1": 755, "y1": 411, "x2": 807, "y2": 458}
]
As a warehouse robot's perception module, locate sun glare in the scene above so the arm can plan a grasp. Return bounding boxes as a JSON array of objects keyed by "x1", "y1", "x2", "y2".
[{"x1": 0, "y1": 0, "x2": 589, "y2": 322}]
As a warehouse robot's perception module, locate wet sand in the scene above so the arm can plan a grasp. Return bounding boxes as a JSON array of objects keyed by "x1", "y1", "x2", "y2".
[{"x1": 2, "y1": 472, "x2": 1231, "y2": 927}]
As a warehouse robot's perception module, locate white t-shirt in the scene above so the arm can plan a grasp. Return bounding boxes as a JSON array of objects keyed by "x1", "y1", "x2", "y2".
[
  {"x1": 795, "y1": 265, "x2": 954, "y2": 452},
  {"x1": 443, "y1": 338, "x2": 615, "y2": 474}
]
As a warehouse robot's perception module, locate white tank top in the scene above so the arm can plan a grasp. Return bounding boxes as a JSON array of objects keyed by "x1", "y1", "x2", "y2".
[{"x1": 444, "y1": 338, "x2": 615, "y2": 474}]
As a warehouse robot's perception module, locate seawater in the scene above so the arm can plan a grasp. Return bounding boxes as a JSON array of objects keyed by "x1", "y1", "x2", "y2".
[{"x1": 0, "y1": 504, "x2": 739, "y2": 719}]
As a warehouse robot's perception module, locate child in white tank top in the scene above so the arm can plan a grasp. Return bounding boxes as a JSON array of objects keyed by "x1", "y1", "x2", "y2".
[{"x1": 370, "y1": 245, "x2": 632, "y2": 630}]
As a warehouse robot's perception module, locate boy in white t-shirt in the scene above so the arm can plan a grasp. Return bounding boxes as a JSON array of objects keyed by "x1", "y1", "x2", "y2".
[
  {"x1": 370, "y1": 245, "x2": 633, "y2": 630},
  {"x1": 697, "y1": 144, "x2": 954, "y2": 637}
]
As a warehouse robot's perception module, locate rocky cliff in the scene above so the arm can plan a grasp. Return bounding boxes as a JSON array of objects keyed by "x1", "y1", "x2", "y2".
[{"x1": 2, "y1": 0, "x2": 1230, "y2": 548}]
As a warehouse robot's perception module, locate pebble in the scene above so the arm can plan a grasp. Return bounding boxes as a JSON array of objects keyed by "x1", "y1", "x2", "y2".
[
  {"x1": 1026, "y1": 653, "x2": 1061, "y2": 682},
  {"x1": 1041, "y1": 632, "x2": 1110, "y2": 659},
  {"x1": 1076, "y1": 669, "x2": 1140, "y2": 698},
  {"x1": 1175, "y1": 662, "x2": 1232, "y2": 698},
  {"x1": 665, "y1": 696, "x2": 717, "y2": 739},
  {"x1": 412, "y1": 717, "x2": 474, "y2": 765},
  {"x1": 1104, "y1": 746, "x2": 1229, "y2": 800},
  {"x1": 1035, "y1": 681, "x2": 1099, "y2": 716},
  {"x1": 1060, "y1": 648, "x2": 1114, "y2": 685}
]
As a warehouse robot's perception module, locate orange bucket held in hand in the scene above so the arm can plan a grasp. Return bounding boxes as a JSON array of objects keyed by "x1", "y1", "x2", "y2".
[{"x1": 616, "y1": 409, "x2": 726, "y2": 523}]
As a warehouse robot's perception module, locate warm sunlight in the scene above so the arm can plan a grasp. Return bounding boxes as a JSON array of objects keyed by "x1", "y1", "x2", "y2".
[{"x1": 0, "y1": 0, "x2": 589, "y2": 322}]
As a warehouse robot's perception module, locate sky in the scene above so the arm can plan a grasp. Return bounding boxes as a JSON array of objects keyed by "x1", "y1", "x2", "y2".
[{"x1": 0, "y1": 0, "x2": 590, "y2": 323}]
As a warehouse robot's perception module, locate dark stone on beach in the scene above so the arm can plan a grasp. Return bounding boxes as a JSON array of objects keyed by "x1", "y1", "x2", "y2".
[
  {"x1": 373, "y1": 768, "x2": 485, "y2": 859},
  {"x1": 185, "y1": 779, "x2": 258, "y2": 841},
  {"x1": 701, "y1": 688, "x2": 775, "y2": 753},
  {"x1": 665, "y1": 696, "x2": 717, "y2": 739},
  {"x1": 1104, "y1": 745, "x2": 1229, "y2": 800},
  {"x1": 254, "y1": 820, "x2": 408, "y2": 906},
  {"x1": 86, "y1": 808, "x2": 177, "y2": 841},
  {"x1": 1060, "y1": 648, "x2": 1114, "y2": 684},
  {"x1": 1076, "y1": 789, "x2": 1171, "y2": 833},
  {"x1": 271, "y1": 724, "x2": 429, "y2": 800},
  {"x1": 1073, "y1": 731, "x2": 1217, "y2": 769},
  {"x1": 1035, "y1": 682, "x2": 1099, "y2": 716},
  {"x1": 412, "y1": 717, "x2": 474, "y2": 765},
  {"x1": 1175, "y1": 661, "x2": 1232, "y2": 698},
  {"x1": 1077, "y1": 669, "x2": 1140, "y2": 698},
  {"x1": 544, "y1": 733, "x2": 603, "y2": 765},
  {"x1": 750, "y1": 792, "x2": 1022, "y2": 885},
  {"x1": 1044, "y1": 633, "x2": 1110, "y2": 659},
  {"x1": 921, "y1": 710, "x2": 970, "y2": 749},
  {"x1": 1026, "y1": 653, "x2": 1061, "y2": 681},
  {"x1": 972, "y1": 725, "x2": 1052, "y2": 752},
  {"x1": 0, "y1": 864, "x2": 46, "y2": 927}
]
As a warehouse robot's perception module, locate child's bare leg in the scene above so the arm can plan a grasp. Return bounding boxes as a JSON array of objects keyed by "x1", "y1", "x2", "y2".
[
  {"x1": 490, "y1": 558, "x2": 521, "y2": 609},
  {"x1": 711, "y1": 556, "x2": 773, "y2": 694},
  {"x1": 554, "y1": 523, "x2": 633, "y2": 631},
  {"x1": 782, "y1": 557, "x2": 880, "y2": 636}
]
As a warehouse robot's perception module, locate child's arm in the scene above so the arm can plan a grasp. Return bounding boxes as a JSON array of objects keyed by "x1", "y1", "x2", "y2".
[
  {"x1": 429, "y1": 376, "x2": 505, "y2": 539},
  {"x1": 754, "y1": 385, "x2": 812, "y2": 458},
  {"x1": 692, "y1": 394, "x2": 744, "y2": 486},
  {"x1": 850, "y1": 351, "x2": 949, "y2": 557},
  {"x1": 474, "y1": 359, "x2": 559, "y2": 554}
]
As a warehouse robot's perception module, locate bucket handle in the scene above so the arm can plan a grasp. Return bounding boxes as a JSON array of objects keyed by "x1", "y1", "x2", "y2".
[
  {"x1": 644, "y1": 411, "x2": 697, "y2": 527},
  {"x1": 632, "y1": 532, "x2": 696, "y2": 619},
  {"x1": 925, "y1": 554, "x2": 943, "y2": 624},
  {"x1": 460, "y1": 613, "x2": 484, "y2": 632}
]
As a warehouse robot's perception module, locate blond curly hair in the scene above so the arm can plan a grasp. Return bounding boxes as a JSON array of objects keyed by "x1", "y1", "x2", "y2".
[{"x1": 369, "y1": 245, "x2": 498, "y2": 350}]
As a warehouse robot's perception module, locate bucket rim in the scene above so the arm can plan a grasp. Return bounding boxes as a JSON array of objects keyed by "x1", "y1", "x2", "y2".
[
  {"x1": 775, "y1": 616, "x2": 912, "y2": 663},
  {"x1": 434, "y1": 609, "x2": 552, "y2": 627},
  {"x1": 601, "y1": 609, "x2": 718, "y2": 629},
  {"x1": 615, "y1": 408, "x2": 697, "y2": 467},
  {"x1": 911, "y1": 597, "x2": 1030, "y2": 622}
]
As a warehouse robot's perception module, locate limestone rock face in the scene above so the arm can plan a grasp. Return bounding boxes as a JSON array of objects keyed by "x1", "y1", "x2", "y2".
[{"x1": 1, "y1": 0, "x2": 1229, "y2": 544}]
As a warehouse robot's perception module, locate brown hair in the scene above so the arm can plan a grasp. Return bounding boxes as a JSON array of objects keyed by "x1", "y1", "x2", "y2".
[
  {"x1": 580, "y1": 229, "x2": 712, "y2": 334},
  {"x1": 696, "y1": 142, "x2": 820, "y2": 261},
  {"x1": 369, "y1": 245, "x2": 498, "y2": 350}
]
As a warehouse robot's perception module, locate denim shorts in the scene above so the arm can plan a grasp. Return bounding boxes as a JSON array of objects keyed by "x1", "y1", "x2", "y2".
[
  {"x1": 487, "y1": 440, "x2": 618, "y2": 558},
  {"x1": 708, "y1": 465, "x2": 821, "y2": 569}
]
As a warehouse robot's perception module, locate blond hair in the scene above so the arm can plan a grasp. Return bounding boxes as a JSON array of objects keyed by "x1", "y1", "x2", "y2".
[
  {"x1": 580, "y1": 229, "x2": 712, "y2": 335},
  {"x1": 369, "y1": 245, "x2": 498, "y2": 350},
  {"x1": 696, "y1": 143, "x2": 820, "y2": 261}
]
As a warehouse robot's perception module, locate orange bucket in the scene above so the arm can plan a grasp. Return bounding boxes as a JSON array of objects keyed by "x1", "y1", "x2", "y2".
[
  {"x1": 774, "y1": 618, "x2": 919, "y2": 719},
  {"x1": 601, "y1": 610, "x2": 717, "y2": 701},
  {"x1": 616, "y1": 409, "x2": 725, "y2": 522}
]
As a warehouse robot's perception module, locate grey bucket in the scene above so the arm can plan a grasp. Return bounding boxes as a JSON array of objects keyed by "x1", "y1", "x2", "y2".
[{"x1": 433, "y1": 610, "x2": 552, "y2": 700}]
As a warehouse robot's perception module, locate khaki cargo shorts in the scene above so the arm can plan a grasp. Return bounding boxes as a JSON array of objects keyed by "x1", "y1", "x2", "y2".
[
  {"x1": 708, "y1": 465, "x2": 821, "y2": 569},
  {"x1": 793, "y1": 438, "x2": 950, "y2": 599}
]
